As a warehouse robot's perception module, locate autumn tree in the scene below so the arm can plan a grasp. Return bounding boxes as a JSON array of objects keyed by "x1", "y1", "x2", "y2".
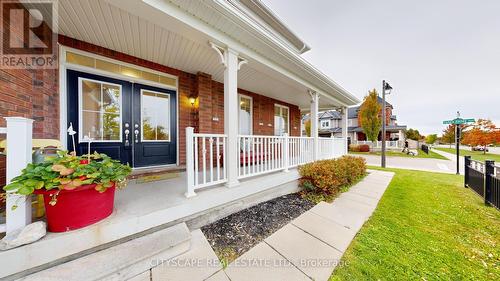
[
  {"x1": 425, "y1": 134, "x2": 438, "y2": 144},
  {"x1": 441, "y1": 125, "x2": 456, "y2": 147},
  {"x1": 304, "y1": 119, "x2": 311, "y2": 137},
  {"x1": 462, "y1": 119, "x2": 499, "y2": 154},
  {"x1": 358, "y1": 89, "x2": 381, "y2": 142}
]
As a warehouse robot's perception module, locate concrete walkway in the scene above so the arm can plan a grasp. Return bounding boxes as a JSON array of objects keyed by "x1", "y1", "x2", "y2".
[
  {"x1": 222, "y1": 170, "x2": 394, "y2": 281},
  {"x1": 356, "y1": 153, "x2": 460, "y2": 174},
  {"x1": 130, "y1": 170, "x2": 394, "y2": 281}
]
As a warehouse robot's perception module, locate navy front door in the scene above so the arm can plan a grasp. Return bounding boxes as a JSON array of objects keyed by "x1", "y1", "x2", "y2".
[
  {"x1": 132, "y1": 83, "x2": 177, "y2": 167},
  {"x1": 67, "y1": 69, "x2": 177, "y2": 167}
]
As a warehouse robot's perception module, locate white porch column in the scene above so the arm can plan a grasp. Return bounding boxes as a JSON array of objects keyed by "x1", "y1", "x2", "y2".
[
  {"x1": 224, "y1": 47, "x2": 241, "y2": 187},
  {"x1": 341, "y1": 106, "x2": 348, "y2": 155},
  {"x1": 309, "y1": 91, "x2": 319, "y2": 160},
  {"x1": 5, "y1": 117, "x2": 33, "y2": 234}
]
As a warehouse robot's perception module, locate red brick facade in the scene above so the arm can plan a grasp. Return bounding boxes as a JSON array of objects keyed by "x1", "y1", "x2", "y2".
[{"x1": 0, "y1": 35, "x2": 302, "y2": 168}]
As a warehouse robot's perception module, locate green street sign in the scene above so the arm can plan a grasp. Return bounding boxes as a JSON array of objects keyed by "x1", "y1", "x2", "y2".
[{"x1": 442, "y1": 118, "x2": 475, "y2": 125}]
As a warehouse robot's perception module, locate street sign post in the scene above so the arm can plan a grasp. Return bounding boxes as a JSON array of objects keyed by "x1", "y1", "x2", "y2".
[{"x1": 442, "y1": 113, "x2": 475, "y2": 175}]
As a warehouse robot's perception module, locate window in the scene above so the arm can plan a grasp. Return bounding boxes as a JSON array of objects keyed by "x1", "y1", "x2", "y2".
[
  {"x1": 321, "y1": 120, "x2": 330, "y2": 128},
  {"x1": 79, "y1": 78, "x2": 121, "y2": 142},
  {"x1": 239, "y1": 95, "x2": 252, "y2": 135},
  {"x1": 141, "y1": 90, "x2": 170, "y2": 141},
  {"x1": 66, "y1": 51, "x2": 177, "y2": 88},
  {"x1": 274, "y1": 104, "x2": 289, "y2": 136}
]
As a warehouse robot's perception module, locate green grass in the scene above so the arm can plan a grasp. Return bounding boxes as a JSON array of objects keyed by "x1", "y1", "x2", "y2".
[
  {"x1": 350, "y1": 149, "x2": 448, "y2": 160},
  {"x1": 434, "y1": 147, "x2": 500, "y2": 162},
  {"x1": 330, "y1": 167, "x2": 500, "y2": 280}
]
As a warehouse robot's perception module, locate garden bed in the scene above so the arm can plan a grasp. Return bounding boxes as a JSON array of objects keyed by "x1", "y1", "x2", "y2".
[{"x1": 201, "y1": 193, "x2": 315, "y2": 265}]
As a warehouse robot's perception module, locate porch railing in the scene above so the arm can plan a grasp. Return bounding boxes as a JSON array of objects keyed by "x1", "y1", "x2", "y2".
[
  {"x1": 185, "y1": 128, "x2": 347, "y2": 197},
  {"x1": 185, "y1": 128, "x2": 227, "y2": 197}
]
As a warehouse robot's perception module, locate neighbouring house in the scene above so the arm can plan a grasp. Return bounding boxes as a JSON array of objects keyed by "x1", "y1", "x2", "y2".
[
  {"x1": 303, "y1": 96, "x2": 407, "y2": 143},
  {"x1": 0, "y1": 0, "x2": 359, "y2": 279}
]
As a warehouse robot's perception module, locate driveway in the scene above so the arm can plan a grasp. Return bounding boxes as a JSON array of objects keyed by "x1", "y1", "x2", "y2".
[{"x1": 353, "y1": 151, "x2": 464, "y2": 174}]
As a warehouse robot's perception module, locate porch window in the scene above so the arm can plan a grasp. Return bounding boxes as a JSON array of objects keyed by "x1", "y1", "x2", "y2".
[
  {"x1": 79, "y1": 78, "x2": 122, "y2": 141},
  {"x1": 239, "y1": 95, "x2": 252, "y2": 135},
  {"x1": 274, "y1": 104, "x2": 289, "y2": 136},
  {"x1": 141, "y1": 90, "x2": 170, "y2": 141}
]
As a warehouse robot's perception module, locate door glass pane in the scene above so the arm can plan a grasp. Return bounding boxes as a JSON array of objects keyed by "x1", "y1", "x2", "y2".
[
  {"x1": 82, "y1": 80, "x2": 100, "y2": 111},
  {"x1": 80, "y1": 79, "x2": 121, "y2": 141},
  {"x1": 239, "y1": 96, "x2": 252, "y2": 135},
  {"x1": 141, "y1": 91, "x2": 170, "y2": 141},
  {"x1": 82, "y1": 111, "x2": 102, "y2": 139}
]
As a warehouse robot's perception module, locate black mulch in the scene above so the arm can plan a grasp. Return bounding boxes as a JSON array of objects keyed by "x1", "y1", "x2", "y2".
[{"x1": 201, "y1": 193, "x2": 315, "y2": 261}]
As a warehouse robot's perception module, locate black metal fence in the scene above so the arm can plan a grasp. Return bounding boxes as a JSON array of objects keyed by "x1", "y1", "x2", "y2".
[{"x1": 464, "y1": 156, "x2": 500, "y2": 209}]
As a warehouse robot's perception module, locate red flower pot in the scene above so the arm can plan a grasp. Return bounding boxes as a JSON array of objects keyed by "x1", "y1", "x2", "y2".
[{"x1": 35, "y1": 183, "x2": 115, "y2": 232}]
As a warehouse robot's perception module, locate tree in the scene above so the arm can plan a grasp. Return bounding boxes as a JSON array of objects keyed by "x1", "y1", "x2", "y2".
[
  {"x1": 462, "y1": 119, "x2": 499, "y2": 154},
  {"x1": 304, "y1": 119, "x2": 311, "y2": 137},
  {"x1": 405, "y1": 128, "x2": 421, "y2": 141},
  {"x1": 441, "y1": 125, "x2": 455, "y2": 146},
  {"x1": 425, "y1": 134, "x2": 438, "y2": 144},
  {"x1": 358, "y1": 89, "x2": 381, "y2": 142}
]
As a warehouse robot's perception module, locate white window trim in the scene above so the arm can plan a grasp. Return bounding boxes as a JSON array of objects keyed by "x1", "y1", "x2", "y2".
[
  {"x1": 238, "y1": 94, "x2": 253, "y2": 135},
  {"x1": 274, "y1": 104, "x2": 290, "y2": 136},
  {"x1": 321, "y1": 120, "x2": 330, "y2": 128},
  {"x1": 140, "y1": 89, "x2": 171, "y2": 142},
  {"x1": 78, "y1": 77, "x2": 123, "y2": 143}
]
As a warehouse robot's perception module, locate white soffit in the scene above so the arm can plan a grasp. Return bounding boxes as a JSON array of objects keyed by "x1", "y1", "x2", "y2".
[{"x1": 56, "y1": 0, "x2": 348, "y2": 108}]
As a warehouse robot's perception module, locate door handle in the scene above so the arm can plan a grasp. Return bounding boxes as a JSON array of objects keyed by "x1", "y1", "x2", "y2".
[
  {"x1": 134, "y1": 124, "x2": 139, "y2": 143},
  {"x1": 124, "y1": 123, "x2": 130, "y2": 146}
]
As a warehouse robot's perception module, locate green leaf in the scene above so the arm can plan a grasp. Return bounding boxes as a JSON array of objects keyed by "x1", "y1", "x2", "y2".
[
  {"x1": 18, "y1": 185, "x2": 34, "y2": 195},
  {"x1": 3, "y1": 182, "x2": 23, "y2": 191}
]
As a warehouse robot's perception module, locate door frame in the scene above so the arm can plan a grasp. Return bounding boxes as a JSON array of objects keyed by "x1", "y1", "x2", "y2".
[{"x1": 59, "y1": 46, "x2": 180, "y2": 167}]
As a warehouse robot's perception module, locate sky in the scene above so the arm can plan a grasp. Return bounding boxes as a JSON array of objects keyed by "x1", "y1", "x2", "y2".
[{"x1": 262, "y1": 0, "x2": 500, "y2": 135}]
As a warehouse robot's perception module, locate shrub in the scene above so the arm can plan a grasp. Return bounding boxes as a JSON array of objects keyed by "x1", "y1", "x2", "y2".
[
  {"x1": 349, "y1": 144, "x2": 360, "y2": 152},
  {"x1": 359, "y1": 144, "x2": 370, "y2": 152},
  {"x1": 298, "y1": 156, "x2": 366, "y2": 197}
]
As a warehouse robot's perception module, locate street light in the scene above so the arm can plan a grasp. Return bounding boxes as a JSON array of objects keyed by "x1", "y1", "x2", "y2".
[{"x1": 381, "y1": 80, "x2": 392, "y2": 168}]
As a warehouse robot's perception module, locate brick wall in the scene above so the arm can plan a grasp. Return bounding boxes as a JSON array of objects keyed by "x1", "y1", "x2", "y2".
[{"x1": 1, "y1": 35, "x2": 303, "y2": 168}]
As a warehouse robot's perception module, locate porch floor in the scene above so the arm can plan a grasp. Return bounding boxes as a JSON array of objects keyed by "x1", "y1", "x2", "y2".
[{"x1": 0, "y1": 168, "x2": 301, "y2": 279}]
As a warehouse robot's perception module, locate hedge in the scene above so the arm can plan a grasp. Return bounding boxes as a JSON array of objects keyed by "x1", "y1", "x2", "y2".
[{"x1": 298, "y1": 155, "x2": 366, "y2": 195}]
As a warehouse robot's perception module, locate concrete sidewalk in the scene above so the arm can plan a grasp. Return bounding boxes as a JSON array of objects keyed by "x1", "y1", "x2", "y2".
[
  {"x1": 356, "y1": 153, "x2": 460, "y2": 174},
  {"x1": 222, "y1": 170, "x2": 394, "y2": 281}
]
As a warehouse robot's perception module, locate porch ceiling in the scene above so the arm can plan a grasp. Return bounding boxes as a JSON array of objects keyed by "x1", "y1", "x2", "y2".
[{"x1": 55, "y1": 0, "x2": 344, "y2": 109}]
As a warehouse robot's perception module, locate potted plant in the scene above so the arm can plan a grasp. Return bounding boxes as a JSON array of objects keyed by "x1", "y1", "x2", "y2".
[{"x1": 3, "y1": 151, "x2": 132, "y2": 232}]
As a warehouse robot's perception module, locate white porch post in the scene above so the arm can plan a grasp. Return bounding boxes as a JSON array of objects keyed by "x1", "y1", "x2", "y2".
[
  {"x1": 309, "y1": 91, "x2": 319, "y2": 161},
  {"x1": 185, "y1": 127, "x2": 196, "y2": 198},
  {"x1": 5, "y1": 117, "x2": 33, "y2": 234},
  {"x1": 224, "y1": 48, "x2": 240, "y2": 187},
  {"x1": 341, "y1": 106, "x2": 348, "y2": 155}
]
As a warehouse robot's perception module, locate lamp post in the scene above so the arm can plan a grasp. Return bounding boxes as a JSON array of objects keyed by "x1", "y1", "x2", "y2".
[{"x1": 381, "y1": 80, "x2": 392, "y2": 168}]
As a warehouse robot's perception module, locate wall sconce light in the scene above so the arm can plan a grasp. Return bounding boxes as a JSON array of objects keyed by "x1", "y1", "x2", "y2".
[{"x1": 189, "y1": 96, "x2": 196, "y2": 106}]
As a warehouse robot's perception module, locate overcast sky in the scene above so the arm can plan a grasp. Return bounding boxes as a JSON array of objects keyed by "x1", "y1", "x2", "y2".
[{"x1": 263, "y1": 0, "x2": 500, "y2": 135}]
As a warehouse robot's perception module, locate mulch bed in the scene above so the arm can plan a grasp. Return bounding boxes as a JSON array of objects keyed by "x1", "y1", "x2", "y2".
[{"x1": 201, "y1": 193, "x2": 315, "y2": 263}]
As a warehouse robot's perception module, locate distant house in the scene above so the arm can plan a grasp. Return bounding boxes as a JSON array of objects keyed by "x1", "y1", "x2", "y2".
[{"x1": 304, "y1": 96, "x2": 407, "y2": 142}]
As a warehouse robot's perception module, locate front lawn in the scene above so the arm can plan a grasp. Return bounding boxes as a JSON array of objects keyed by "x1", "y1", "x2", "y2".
[
  {"x1": 330, "y1": 167, "x2": 500, "y2": 280},
  {"x1": 434, "y1": 147, "x2": 500, "y2": 162},
  {"x1": 350, "y1": 149, "x2": 448, "y2": 160}
]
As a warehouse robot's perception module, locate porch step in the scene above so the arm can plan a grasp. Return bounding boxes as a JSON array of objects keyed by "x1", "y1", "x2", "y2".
[{"x1": 18, "y1": 223, "x2": 191, "y2": 281}]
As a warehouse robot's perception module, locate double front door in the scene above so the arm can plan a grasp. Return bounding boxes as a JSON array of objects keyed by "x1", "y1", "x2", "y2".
[{"x1": 67, "y1": 70, "x2": 177, "y2": 168}]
